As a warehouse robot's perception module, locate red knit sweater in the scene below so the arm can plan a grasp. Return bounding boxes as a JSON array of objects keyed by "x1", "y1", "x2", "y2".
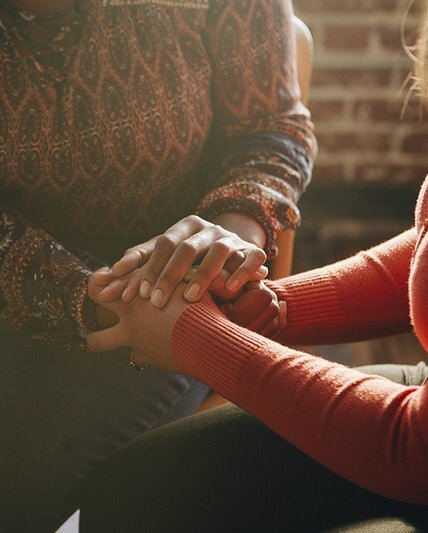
[{"x1": 172, "y1": 176, "x2": 428, "y2": 506}]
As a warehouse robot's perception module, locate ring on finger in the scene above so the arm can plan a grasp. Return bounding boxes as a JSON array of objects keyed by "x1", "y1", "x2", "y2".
[
  {"x1": 130, "y1": 351, "x2": 148, "y2": 371},
  {"x1": 137, "y1": 249, "x2": 146, "y2": 268}
]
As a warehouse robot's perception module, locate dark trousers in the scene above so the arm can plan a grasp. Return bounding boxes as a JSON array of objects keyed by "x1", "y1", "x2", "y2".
[
  {"x1": 80, "y1": 363, "x2": 428, "y2": 533},
  {"x1": 0, "y1": 321, "x2": 209, "y2": 533}
]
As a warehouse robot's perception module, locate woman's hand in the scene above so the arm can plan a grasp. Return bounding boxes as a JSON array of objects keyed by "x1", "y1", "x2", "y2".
[
  {"x1": 92, "y1": 215, "x2": 267, "y2": 308},
  {"x1": 220, "y1": 281, "x2": 287, "y2": 338},
  {"x1": 87, "y1": 271, "x2": 200, "y2": 373}
]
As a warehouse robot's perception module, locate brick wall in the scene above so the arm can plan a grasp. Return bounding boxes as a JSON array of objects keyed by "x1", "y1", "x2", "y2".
[
  {"x1": 289, "y1": 1, "x2": 428, "y2": 364},
  {"x1": 294, "y1": 0, "x2": 428, "y2": 184}
]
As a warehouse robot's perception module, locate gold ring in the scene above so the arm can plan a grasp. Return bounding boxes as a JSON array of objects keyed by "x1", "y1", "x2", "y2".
[{"x1": 137, "y1": 249, "x2": 145, "y2": 267}]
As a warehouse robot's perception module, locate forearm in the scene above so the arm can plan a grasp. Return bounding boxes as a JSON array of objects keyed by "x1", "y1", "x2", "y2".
[
  {"x1": 266, "y1": 228, "x2": 415, "y2": 346},
  {"x1": 0, "y1": 204, "x2": 102, "y2": 349},
  {"x1": 172, "y1": 300, "x2": 428, "y2": 505},
  {"x1": 200, "y1": 0, "x2": 317, "y2": 260},
  {"x1": 212, "y1": 213, "x2": 266, "y2": 249}
]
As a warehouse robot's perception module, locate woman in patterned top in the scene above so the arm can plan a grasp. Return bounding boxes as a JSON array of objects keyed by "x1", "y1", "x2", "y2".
[{"x1": 0, "y1": 0, "x2": 316, "y2": 530}]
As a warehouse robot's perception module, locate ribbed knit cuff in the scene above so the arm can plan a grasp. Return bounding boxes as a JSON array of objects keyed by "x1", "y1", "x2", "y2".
[
  {"x1": 172, "y1": 299, "x2": 270, "y2": 400},
  {"x1": 265, "y1": 271, "x2": 347, "y2": 345}
]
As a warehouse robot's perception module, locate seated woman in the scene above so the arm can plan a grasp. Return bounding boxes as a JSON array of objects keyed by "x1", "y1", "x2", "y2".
[
  {"x1": 80, "y1": 8, "x2": 428, "y2": 532},
  {"x1": 0, "y1": 0, "x2": 315, "y2": 531}
]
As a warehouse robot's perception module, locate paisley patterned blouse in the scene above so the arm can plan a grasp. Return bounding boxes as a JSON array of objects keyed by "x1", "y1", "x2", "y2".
[{"x1": 0, "y1": 0, "x2": 316, "y2": 350}]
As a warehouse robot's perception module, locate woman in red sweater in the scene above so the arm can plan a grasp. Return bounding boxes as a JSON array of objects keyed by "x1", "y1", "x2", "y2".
[{"x1": 80, "y1": 11, "x2": 428, "y2": 533}]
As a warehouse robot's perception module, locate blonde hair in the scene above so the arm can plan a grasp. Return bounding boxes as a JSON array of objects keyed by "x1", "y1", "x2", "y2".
[{"x1": 413, "y1": 5, "x2": 428, "y2": 106}]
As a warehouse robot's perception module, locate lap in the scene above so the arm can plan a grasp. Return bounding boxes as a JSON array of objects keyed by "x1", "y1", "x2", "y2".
[
  {"x1": 80, "y1": 363, "x2": 428, "y2": 533},
  {"x1": 0, "y1": 321, "x2": 208, "y2": 532}
]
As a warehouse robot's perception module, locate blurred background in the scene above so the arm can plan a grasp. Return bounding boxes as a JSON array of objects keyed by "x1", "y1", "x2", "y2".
[{"x1": 292, "y1": 0, "x2": 428, "y2": 365}]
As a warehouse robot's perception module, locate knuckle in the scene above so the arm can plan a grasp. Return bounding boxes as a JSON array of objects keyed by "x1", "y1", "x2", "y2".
[
  {"x1": 213, "y1": 224, "x2": 230, "y2": 237},
  {"x1": 258, "y1": 290, "x2": 272, "y2": 305},
  {"x1": 186, "y1": 214, "x2": 205, "y2": 228},
  {"x1": 155, "y1": 235, "x2": 176, "y2": 252},
  {"x1": 237, "y1": 265, "x2": 253, "y2": 278},
  {"x1": 252, "y1": 247, "x2": 267, "y2": 264},
  {"x1": 211, "y1": 240, "x2": 231, "y2": 257},
  {"x1": 177, "y1": 240, "x2": 198, "y2": 258},
  {"x1": 125, "y1": 246, "x2": 138, "y2": 256}
]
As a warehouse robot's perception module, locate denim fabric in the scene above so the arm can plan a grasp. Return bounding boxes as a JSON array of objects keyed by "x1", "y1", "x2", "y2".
[{"x1": 0, "y1": 321, "x2": 209, "y2": 533}]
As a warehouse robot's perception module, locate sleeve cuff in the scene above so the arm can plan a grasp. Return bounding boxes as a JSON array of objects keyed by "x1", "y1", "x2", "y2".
[{"x1": 172, "y1": 299, "x2": 271, "y2": 397}]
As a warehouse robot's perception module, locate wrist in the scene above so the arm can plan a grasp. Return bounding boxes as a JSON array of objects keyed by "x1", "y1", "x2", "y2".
[
  {"x1": 212, "y1": 212, "x2": 266, "y2": 248},
  {"x1": 95, "y1": 304, "x2": 118, "y2": 329}
]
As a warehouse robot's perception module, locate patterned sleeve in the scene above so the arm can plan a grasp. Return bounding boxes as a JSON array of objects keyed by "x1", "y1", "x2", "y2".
[
  {"x1": 0, "y1": 206, "x2": 98, "y2": 351},
  {"x1": 197, "y1": 0, "x2": 317, "y2": 259}
]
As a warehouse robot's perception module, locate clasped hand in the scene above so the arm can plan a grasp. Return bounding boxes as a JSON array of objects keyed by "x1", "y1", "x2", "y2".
[
  {"x1": 87, "y1": 216, "x2": 286, "y2": 372},
  {"x1": 92, "y1": 215, "x2": 268, "y2": 307}
]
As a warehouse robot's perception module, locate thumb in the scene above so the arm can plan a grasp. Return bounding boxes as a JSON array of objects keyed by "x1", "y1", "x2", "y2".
[{"x1": 87, "y1": 324, "x2": 126, "y2": 353}]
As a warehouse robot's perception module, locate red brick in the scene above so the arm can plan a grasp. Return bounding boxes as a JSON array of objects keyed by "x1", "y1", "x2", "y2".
[
  {"x1": 294, "y1": 0, "x2": 400, "y2": 13},
  {"x1": 377, "y1": 23, "x2": 419, "y2": 53},
  {"x1": 401, "y1": 133, "x2": 428, "y2": 154},
  {"x1": 354, "y1": 163, "x2": 427, "y2": 182},
  {"x1": 312, "y1": 164, "x2": 347, "y2": 181},
  {"x1": 324, "y1": 26, "x2": 370, "y2": 51},
  {"x1": 352, "y1": 98, "x2": 423, "y2": 123},
  {"x1": 318, "y1": 133, "x2": 391, "y2": 152},
  {"x1": 309, "y1": 99, "x2": 345, "y2": 122},
  {"x1": 312, "y1": 68, "x2": 391, "y2": 88}
]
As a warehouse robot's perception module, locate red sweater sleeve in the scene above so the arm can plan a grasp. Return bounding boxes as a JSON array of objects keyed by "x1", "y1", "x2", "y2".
[
  {"x1": 268, "y1": 228, "x2": 416, "y2": 345},
  {"x1": 172, "y1": 227, "x2": 428, "y2": 504}
]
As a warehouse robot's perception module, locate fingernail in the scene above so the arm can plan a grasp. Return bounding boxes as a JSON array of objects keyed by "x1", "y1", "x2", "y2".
[
  {"x1": 226, "y1": 279, "x2": 240, "y2": 291},
  {"x1": 121, "y1": 289, "x2": 131, "y2": 302},
  {"x1": 256, "y1": 266, "x2": 268, "y2": 277},
  {"x1": 151, "y1": 288, "x2": 164, "y2": 307},
  {"x1": 185, "y1": 283, "x2": 200, "y2": 301},
  {"x1": 279, "y1": 301, "x2": 287, "y2": 328},
  {"x1": 140, "y1": 280, "x2": 151, "y2": 298}
]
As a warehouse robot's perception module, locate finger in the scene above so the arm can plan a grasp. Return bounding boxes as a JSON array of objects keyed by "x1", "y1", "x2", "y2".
[
  {"x1": 224, "y1": 251, "x2": 267, "y2": 280},
  {"x1": 225, "y1": 248, "x2": 267, "y2": 292},
  {"x1": 96, "y1": 278, "x2": 129, "y2": 303},
  {"x1": 223, "y1": 250, "x2": 245, "y2": 272},
  {"x1": 243, "y1": 280, "x2": 263, "y2": 291},
  {"x1": 91, "y1": 267, "x2": 115, "y2": 287},
  {"x1": 121, "y1": 271, "x2": 144, "y2": 303},
  {"x1": 149, "y1": 225, "x2": 232, "y2": 307},
  {"x1": 183, "y1": 236, "x2": 242, "y2": 302},
  {"x1": 137, "y1": 234, "x2": 182, "y2": 300},
  {"x1": 184, "y1": 267, "x2": 198, "y2": 283},
  {"x1": 148, "y1": 239, "x2": 201, "y2": 308},
  {"x1": 278, "y1": 300, "x2": 287, "y2": 329},
  {"x1": 245, "y1": 299, "x2": 280, "y2": 332},
  {"x1": 250, "y1": 265, "x2": 268, "y2": 281},
  {"x1": 87, "y1": 325, "x2": 126, "y2": 353},
  {"x1": 221, "y1": 286, "x2": 275, "y2": 327},
  {"x1": 112, "y1": 244, "x2": 153, "y2": 278},
  {"x1": 113, "y1": 215, "x2": 208, "y2": 278},
  {"x1": 88, "y1": 273, "x2": 109, "y2": 302},
  {"x1": 207, "y1": 269, "x2": 231, "y2": 299}
]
